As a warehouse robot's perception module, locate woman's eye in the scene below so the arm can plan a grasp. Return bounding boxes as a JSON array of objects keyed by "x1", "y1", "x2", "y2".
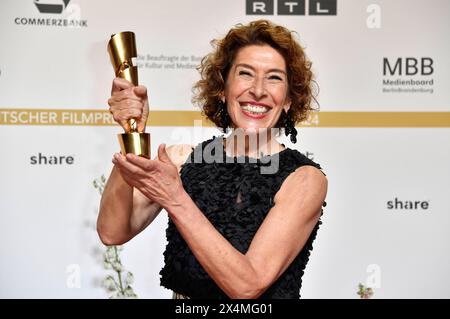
[
  {"x1": 269, "y1": 75, "x2": 283, "y2": 81},
  {"x1": 238, "y1": 70, "x2": 252, "y2": 76}
]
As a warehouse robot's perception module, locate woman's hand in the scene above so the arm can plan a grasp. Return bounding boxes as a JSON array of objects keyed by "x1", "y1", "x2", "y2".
[
  {"x1": 112, "y1": 144, "x2": 186, "y2": 209},
  {"x1": 108, "y1": 77, "x2": 149, "y2": 133}
]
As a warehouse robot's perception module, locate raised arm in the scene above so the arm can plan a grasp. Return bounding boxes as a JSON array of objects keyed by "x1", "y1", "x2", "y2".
[{"x1": 96, "y1": 77, "x2": 192, "y2": 245}]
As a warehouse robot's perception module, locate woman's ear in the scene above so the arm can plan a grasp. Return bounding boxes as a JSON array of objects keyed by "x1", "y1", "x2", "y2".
[
  {"x1": 219, "y1": 92, "x2": 225, "y2": 103},
  {"x1": 283, "y1": 98, "x2": 291, "y2": 113}
]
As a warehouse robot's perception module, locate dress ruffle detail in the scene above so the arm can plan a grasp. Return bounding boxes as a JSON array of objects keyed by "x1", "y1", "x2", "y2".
[{"x1": 160, "y1": 136, "x2": 326, "y2": 299}]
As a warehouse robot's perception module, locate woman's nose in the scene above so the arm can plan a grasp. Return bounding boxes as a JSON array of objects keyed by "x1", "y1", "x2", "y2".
[{"x1": 249, "y1": 77, "x2": 266, "y2": 99}]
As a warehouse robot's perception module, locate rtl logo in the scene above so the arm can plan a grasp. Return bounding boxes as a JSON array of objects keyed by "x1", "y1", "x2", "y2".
[
  {"x1": 246, "y1": 0, "x2": 337, "y2": 15},
  {"x1": 383, "y1": 57, "x2": 434, "y2": 76}
]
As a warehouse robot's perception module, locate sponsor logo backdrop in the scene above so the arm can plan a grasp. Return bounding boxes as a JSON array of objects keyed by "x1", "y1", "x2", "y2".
[{"x1": 0, "y1": 0, "x2": 449, "y2": 298}]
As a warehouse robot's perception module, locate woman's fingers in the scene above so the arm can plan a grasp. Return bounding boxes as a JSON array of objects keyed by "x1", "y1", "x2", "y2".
[
  {"x1": 108, "y1": 98, "x2": 143, "y2": 114},
  {"x1": 133, "y1": 85, "x2": 147, "y2": 98},
  {"x1": 125, "y1": 153, "x2": 157, "y2": 171},
  {"x1": 116, "y1": 105, "x2": 143, "y2": 121},
  {"x1": 111, "y1": 77, "x2": 133, "y2": 94},
  {"x1": 111, "y1": 87, "x2": 142, "y2": 102},
  {"x1": 113, "y1": 153, "x2": 143, "y2": 176},
  {"x1": 109, "y1": 80, "x2": 149, "y2": 132},
  {"x1": 112, "y1": 152, "x2": 182, "y2": 206},
  {"x1": 133, "y1": 86, "x2": 149, "y2": 132},
  {"x1": 112, "y1": 153, "x2": 159, "y2": 193},
  {"x1": 121, "y1": 170, "x2": 138, "y2": 188},
  {"x1": 109, "y1": 101, "x2": 144, "y2": 132}
]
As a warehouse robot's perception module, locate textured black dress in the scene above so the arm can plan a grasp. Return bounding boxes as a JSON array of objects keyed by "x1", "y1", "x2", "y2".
[{"x1": 160, "y1": 136, "x2": 326, "y2": 299}]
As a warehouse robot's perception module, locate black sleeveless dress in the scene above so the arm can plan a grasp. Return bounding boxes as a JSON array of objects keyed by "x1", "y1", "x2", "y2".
[{"x1": 160, "y1": 136, "x2": 326, "y2": 299}]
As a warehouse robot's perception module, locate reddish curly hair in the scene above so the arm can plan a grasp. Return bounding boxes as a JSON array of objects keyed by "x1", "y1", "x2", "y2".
[{"x1": 192, "y1": 19, "x2": 318, "y2": 129}]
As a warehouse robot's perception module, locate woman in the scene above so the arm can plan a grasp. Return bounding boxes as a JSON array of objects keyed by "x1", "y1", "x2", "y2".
[{"x1": 98, "y1": 20, "x2": 328, "y2": 299}]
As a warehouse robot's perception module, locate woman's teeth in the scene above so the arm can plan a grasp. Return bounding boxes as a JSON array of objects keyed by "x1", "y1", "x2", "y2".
[{"x1": 241, "y1": 104, "x2": 270, "y2": 114}]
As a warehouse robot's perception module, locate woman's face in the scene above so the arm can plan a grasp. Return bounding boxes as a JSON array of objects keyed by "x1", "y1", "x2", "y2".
[{"x1": 224, "y1": 44, "x2": 291, "y2": 131}]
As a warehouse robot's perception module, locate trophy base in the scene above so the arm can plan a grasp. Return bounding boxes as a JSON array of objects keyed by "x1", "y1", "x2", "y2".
[{"x1": 118, "y1": 132, "x2": 151, "y2": 158}]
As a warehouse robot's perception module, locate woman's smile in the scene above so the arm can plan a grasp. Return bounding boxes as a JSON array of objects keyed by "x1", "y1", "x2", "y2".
[{"x1": 240, "y1": 101, "x2": 272, "y2": 119}]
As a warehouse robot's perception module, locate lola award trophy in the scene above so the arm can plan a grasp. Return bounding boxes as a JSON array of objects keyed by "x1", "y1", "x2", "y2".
[{"x1": 107, "y1": 31, "x2": 151, "y2": 158}]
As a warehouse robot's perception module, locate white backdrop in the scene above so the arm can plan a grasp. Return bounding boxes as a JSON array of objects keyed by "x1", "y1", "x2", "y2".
[{"x1": 0, "y1": 0, "x2": 449, "y2": 298}]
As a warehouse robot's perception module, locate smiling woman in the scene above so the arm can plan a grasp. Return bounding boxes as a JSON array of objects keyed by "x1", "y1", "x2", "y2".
[
  {"x1": 193, "y1": 19, "x2": 318, "y2": 142},
  {"x1": 97, "y1": 20, "x2": 327, "y2": 299}
]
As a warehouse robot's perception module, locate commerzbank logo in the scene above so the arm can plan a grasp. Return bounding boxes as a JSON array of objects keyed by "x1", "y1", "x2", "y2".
[
  {"x1": 14, "y1": 0, "x2": 87, "y2": 27},
  {"x1": 34, "y1": 0, "x2": 71, "y2": 14}
]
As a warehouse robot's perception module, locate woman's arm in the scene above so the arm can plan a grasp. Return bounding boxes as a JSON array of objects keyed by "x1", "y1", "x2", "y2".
[
  {"x1": 97, "y1": 144, "x2": 192, "y2": 245},
  {"x1": 118, "y1": 148, "x2": 328, "y2": 298},
  {"x1": 167, "y1": 165, "x2": 327, "y2": 298},
  {"x1": 98, "y1": 76, "x2": 193, "y2": 245}
]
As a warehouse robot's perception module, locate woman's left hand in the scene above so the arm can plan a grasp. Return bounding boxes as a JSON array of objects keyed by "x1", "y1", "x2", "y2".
[{"x1": 112, "y1": 144, "x2": 186, "y2": 209}]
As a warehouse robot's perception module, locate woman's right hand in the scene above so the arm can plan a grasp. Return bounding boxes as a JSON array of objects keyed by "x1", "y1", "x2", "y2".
[{"x1": 108, "y1": 77, "x2": 149, "y2": 133}]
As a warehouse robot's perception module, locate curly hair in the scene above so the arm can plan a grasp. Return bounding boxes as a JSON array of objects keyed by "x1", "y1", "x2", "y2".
[{"x1": 192, "y1": 19, "x2": 318, "y2": 129}]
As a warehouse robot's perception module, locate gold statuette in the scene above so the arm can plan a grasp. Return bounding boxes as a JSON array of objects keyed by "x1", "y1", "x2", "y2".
[{"x1": 108, "y1": 31, "x2": 151, "y2": 158}]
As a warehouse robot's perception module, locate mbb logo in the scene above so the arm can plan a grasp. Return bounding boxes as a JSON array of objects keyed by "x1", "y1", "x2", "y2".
[
  {"x1": 383, "y1": 57, "x2": 434, "y2": 76},
  {"x1": 246, "y1": 0, "x2": 337, "y2": 15}
]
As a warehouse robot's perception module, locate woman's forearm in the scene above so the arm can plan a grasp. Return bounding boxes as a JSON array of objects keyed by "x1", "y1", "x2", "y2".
[
  {"x1": 97, "y1": 166, "x2": 162, "y2": 245},
  {"x1": 97, "y1": 166, "x2": 134, "y2": 245}
]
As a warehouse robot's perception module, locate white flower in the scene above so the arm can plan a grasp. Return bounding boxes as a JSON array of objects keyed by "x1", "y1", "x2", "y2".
[
  {"x1": 125, "y1": 272, "x2": 134, "y2": 285},
  {"x1": 103, "y1": 276, "x2": 116, "y2": 291},
  {"x1": 112, "y1": 261, "x2": 122, "y2": 272},
  {"x1": 105, "y1": 247, "x2": 116, "y2": 260}
]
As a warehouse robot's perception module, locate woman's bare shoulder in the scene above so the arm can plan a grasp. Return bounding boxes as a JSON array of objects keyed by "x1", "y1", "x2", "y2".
[{"x1": 275, "y1": 165, "x2": 327, "y2": 206}]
